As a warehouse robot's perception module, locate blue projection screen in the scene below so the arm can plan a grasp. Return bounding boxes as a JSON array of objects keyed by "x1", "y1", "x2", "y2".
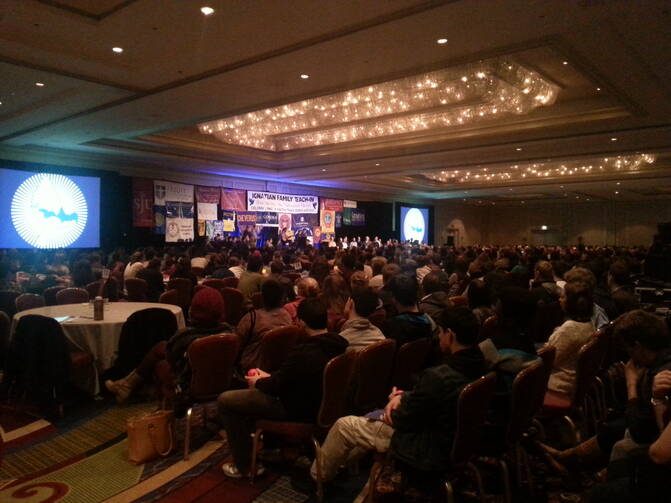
[
  {"x1": 0, "y1": 168, "x2": 100, "y2": 249},
  {"x1": 400, "y1": 206, "x2": 429, "y2": 244}
]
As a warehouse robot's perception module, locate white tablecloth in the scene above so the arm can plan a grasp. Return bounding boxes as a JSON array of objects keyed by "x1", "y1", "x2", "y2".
[{"x1": 12, "y1": 303, "x2": 185, "y2": 391}]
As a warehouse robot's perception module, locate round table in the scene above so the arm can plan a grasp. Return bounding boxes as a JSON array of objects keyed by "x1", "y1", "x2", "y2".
[{"x1": 12, "y1": 302, "x2": 185, "y2": 393}]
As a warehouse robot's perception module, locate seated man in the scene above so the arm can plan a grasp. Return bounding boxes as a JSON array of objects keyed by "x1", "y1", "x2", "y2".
[
  {"x1": 339, "y1": 287, "x2": 385, "y2": 351},
  {"x1": 309, "y1": 307, "x2": 486, "y2": 488},
  {"x1": 381, "y1": 274, "x2": 434, "y2": 346},
  {"x1": 218, "y1": 298, "x2": 348, "y2": 478},
  {"x1": 419, "y1": 270, "x2": 453, "y2": 322}
]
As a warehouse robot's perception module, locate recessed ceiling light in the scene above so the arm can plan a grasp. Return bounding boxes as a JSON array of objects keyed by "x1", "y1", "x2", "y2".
[
  {"x1": 562, "y1": 61, "x2": 568, "y2": 65},
  {"x1": 200, "y1": 6, "x2": 215, "y2": 15},
  {"x1": 321, "y1": 168, "x2": 327, "y2": 172},
  {"x1": 35, "y1": 82, "x2": 45, "y2": 87},
  {"x1": 112, "y1": 47, "x2": 123, "y2": 53},
  {"x1": 614, "y1": 191, "x2": 619, "y2": 194},
  {"x1": 616, "y1": 182, "x2": 621, "y2": 185},
  {"x1": 436, "y1": 38, "x2": 448, "y2": 45},
  {"x1": 300, "y1": 74, "x2": 310, "y2": 79},
  {"x1": 375, "y1": 163, "x2": 380, "y2": 166},
  {"x1": 596, "y1": 87, "x2": 601, "y2": 91},
  {"x1": 515, "y1": 147, "x2": 522, "y2": 151},
  {"x1": 610, "y1": 137, "x2": 618, "y2": 141}
]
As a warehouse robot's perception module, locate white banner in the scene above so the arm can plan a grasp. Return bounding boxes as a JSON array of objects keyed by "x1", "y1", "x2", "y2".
[
  {"x1": 197, "y1": 202, "x2": 217, "y2": 221},
  {"x1": 343, "y1": 199, "x2": 357, "y2": 208},
  {"x1": 166, "y1": 218, "x2": 194, "y2": 242},
  {"x1": 154, "y1": 180, "x2": 194, "y2": 205},
  {"x1": 247, "y1": 191, "x2": 319, "y2": 214}
]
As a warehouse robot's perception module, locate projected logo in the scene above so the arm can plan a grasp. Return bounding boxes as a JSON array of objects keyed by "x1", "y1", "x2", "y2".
[
  {"x1": 11, "y1": 174, "x2": 88, "y2": 248},
  {"x1": 403, "y1": 208, "x2": 426, "y2": 243}
]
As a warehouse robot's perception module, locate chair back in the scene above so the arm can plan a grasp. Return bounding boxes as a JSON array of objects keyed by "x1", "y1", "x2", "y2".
[
  {"x1": 192, "y1": 284, "x2": 207, "y2": 296},
  {"x1": 125, "y1": 278, "x2": 148, "y2": 302},
  {"x1": 506, "y1": 360, "x2": 547, "y2": 444},
  {"x1": 15, "y1": 293, "x2": 45, "y2": 312},
  {"x1": 573, "y1": 330, "x2": 609, "y2": 406},
  {"x1": 221, "y1": 277, "x2": 239, "y2": 288},
  {"x1": 251, "y1": 291, "x2": 264, "y2": 310},
  {"x1": 0, "y1": 311, "x2": 10, "y2": 371},
  {"x1": 188, "y1": 334, "x2": 240, "y2": 401},
  {"x1": 316, "y1": 350, "x2": 357, "y2": 429},
  {"x1": 391, "y1": 337, "x2": 433, "y2": 390},
  {"x1": 479, "y1": 315, "x2": 499, "y2": 342},
  {"x1": 220, "y1": 287, "x2": 244, "y2": 325},
  {"x1": 451, "y1": 372, "x2": 497, "y2": 465},
  {"x1": 159, "y1": 289, "x2": 180, "y2": 307},
  {"x1": 43, "y1": 286, "x2": 65, "y2": 306},
  {"x1": 0, "y1": 291, "x2": 20, "y2": 317},
  {"x1": 353, "y1": 339, "x2": 397, "y2": 413},
  {"x1": 535, "y1": 345, "x2": 556, "y2": 412},
  {"x1": 86, "y1": 281, "x2": 103, "y2": 299},
  {"x1": 56, "y1": 287, "x2": 89, "y2": 305},
  {"x1": 258, "y1": 325, "x2": 303, "y2": 371},
  {"x1": 368, "y1": 309, "x2": 386, "y2": 330},
  {"x1": 449, "y1": 296, "x2": 468, "y2": 308},
  {"x1": 167, "y1": 276, "x2": 192, "y2": 299},
  {"x1": 202, "y1": 279, "x2": 228, "y2": 290}
]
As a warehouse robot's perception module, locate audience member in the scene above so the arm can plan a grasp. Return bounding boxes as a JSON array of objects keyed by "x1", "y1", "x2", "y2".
[{"x1": 339, "y1": 287, "x2": 385, "y2": 351}]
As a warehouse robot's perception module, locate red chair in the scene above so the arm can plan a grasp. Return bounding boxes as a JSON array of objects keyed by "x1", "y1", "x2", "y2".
[
  {"x1": 222, "y1": 277, "x2": 239, "y2": 288},
  {"x1": 202, "y1": 279, "x2": 228, "y2": 290},
  {"x1": 449, "y1": 296, "x2": 468, "y2": 308},
  {"x1": 56, "y1": 288, "x2": 89, "y2": 305},
  {"x1": 0, "y1": 291, "x2": 20, "y2": 317},
  {"x1": 183, "y1": 334, "x2": 240, "y2": 459},
  {"x1": 191, "y1": 266, "x2": 205, "y2": 278},
  {"x1": 257, "y1": 325, "x2": 304, "y2": 372},
  {"x1": 167, "y1": 278, "x2": 192, "y2": 314},
  {"x1": 43, "y1": 286, "x2": 65, "y2": 306},
  {"x1": 479, "y1": 315, "x2": 499, "y2": 342},
  {"x1": 541, "y1": 331, "x2": 608, "y2": 444},
  {"x1": 159, "y1": 289, "x2": 180, "y2": 307},
  {"x1": 391, "y1": 337, "x2": 433, "y2": 390},
  {"x1": 125, "y1": 278, "x2": 148, "y2": 302},
  {"x1": 86, "y1": 281, "x2": 103, "y2": 300},
  {"x1": 221, "y1": 287, "x2": 244, "y2": 325},
  {"x1": 15, "y1": 293, "x2": 45, "y2": 312},
  {"x1": 368, "y1": 309, "x2": 386, "y2": 330},
  {"x1": 352, "y1": 339, "x2": 396, "y2": 414},
  {"x1": 249, "y1": 350, "x2": 358, "y2": 499}
]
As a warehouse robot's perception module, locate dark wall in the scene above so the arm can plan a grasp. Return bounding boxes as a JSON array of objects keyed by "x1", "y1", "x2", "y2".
[{"x1": 337, "y1": 200, "x2": 395, "y2": 241}]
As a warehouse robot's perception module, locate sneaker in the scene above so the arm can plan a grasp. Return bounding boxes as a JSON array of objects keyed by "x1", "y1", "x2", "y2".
[{"x1": 221, "y1": 462, "x2": 266, "y2": 479}]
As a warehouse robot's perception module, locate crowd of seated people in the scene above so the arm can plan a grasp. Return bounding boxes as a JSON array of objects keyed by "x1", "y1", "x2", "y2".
[{"x1": 2, "y1": 238, "x2": 670, "y2": 501}]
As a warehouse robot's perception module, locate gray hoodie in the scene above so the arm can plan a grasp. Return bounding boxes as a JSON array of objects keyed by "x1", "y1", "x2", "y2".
[{"x1": 339, "y1": 317, "x2": 385, "y2": 351}]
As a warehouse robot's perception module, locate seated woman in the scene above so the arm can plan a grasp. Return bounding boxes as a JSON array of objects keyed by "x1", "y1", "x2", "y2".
[
  {"x1": 236, "y1": 278, "x2": 292, "y2": 372},
  {"x1": 545, "y1": 280, "x2": 595, "y2": 396},
  {"x1": 105, "y1": 287, "x2": 232, "y2": 403},
  {"x1": 320, "y1": 273, "x2": 350, "y2": 332}
]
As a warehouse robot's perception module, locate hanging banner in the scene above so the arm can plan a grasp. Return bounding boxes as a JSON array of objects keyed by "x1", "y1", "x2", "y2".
[
  {"x1": 165, "y1": 201, "x2": 194, "y2": 242},
  {"x1": 221, "y1": 188, "x2": 247, "y2": 211},
  {"x1": 247, "y1": 191, "x2": 318, "y2": 214},
  {"x1": 255, "y1": 211, "x2": 279, "y2": 227},
  {"x1": 343, "y1": 208, "x2": 352, "y2": 226},
  {"x1": 320, "y1": 198, "x2": 344, "y2": 212},
  {"x1": 222, "y1": 211, "x2": 235, "y2": 232},
  {"x1": 197, "y1": 220, "x2": 206, "y2": 237},
  {"x1": 153, "y1": 205, "x2": 165, "y2": 235},
  {"x1": 196, "y1": 186, "x2": 220, "y2": 204},
  {"x1": 236, "y1": 211, "x2": 257, "y2": 232},
  {"x1": 154, "y1": 180, "x2": 193, "y2": 205},
  {"x1": 132, "y1": 178, "x2": 154, "y2": 227},
  {"x1": 335, "y1": 212, "x2": 343, "y2": 228},
  {"x1": 292, "y1": 213, "x2": 319, "y2": 236},
  {"x1": 197, "y1": 203, "x2": 218, "y2": 221},
  {"x1": 321, "y1": 210, "x2": 336, "y2": 234},
  {"x1": 351, "y1": 208, "x2": 366, "y2": 226},
  {"x1": 343, "y1": 199, "x2": 357, "y2": 209}
]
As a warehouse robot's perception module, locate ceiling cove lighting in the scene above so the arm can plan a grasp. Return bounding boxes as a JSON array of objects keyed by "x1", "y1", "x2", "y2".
[
  {"x1": 198, "y1": 57, "x2": 559, "y2": 151},
  {"x1": 422, "y1": 153, "x2": 656, "y2": 186}
]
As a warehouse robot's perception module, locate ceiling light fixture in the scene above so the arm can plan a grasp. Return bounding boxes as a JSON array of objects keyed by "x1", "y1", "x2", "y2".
[
  {"x1": 112, "y1": 47, "x2": 123, "y2": 53},
  {"x1": 436, "y1": 38, "x2": 448, "y2": 44},
  {"x1": 300, "y1": 74, "x2": 310, "y2": 79},
  {"x1": 35, "y1": 82, "x2": 45, "y2": 87},
  {"x1": 200, "y1": 6, "x2": 215, "y2": 15},
  {"x1": 516, "y1": 147, "x2": 522, "y2": 151},
  {"x1": 375, "y1": 163, "x2": 380, "y2": 166},
  {"x1": 611, "y1": 137, "x2": 618, "y2": 141},
  {"x1": 562, "y1": 61, "x2": 568, "y2": 65},
  {"x1": 199, "y1": 57, "x2": 559, "y2": 151},
  {"x1": 321, "y1": 168, "x2": 327, "y2": 172},
  {"x1": 596, "y1": 87, "x2": 601, "y2": 91}
]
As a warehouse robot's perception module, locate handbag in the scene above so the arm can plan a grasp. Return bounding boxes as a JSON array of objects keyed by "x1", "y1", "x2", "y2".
[{"x1": 127, "y1": 409, "x2": 175, "y2": 464}]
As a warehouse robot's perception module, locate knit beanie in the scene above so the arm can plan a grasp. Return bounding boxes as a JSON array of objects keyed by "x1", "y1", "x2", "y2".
[{"x1": 189, "y1": 287, "x2": 226, "y2": 327}]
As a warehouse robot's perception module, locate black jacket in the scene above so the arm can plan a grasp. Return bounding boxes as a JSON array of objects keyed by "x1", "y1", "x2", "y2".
[
  {"x1": 382, "y1": 312, "x2": 434, "y2": 347},
  {"x1": 256, "y1": 332, "x2": 348, "y2": 422},
  {"x1": 389, "y1": 347, "x2": 487, "y2": 472}
]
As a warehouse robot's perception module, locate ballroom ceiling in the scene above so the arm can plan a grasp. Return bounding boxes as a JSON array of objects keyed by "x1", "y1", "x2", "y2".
[{"x1": 1, "y1": 0, "x2": 670, "y2": 203}]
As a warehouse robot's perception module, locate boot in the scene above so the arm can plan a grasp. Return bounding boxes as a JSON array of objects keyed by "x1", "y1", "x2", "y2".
[
  {"x1": 539, "y1": 436, "x2": 605, "y2": 472},
  {"x1": 105, "y1": 370, "x2": 143, "y2": 403}
]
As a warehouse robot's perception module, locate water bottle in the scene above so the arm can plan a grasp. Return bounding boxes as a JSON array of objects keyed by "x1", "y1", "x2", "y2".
[{"x1": 94, "y1": 296, "x2": 104, "y2": 321}]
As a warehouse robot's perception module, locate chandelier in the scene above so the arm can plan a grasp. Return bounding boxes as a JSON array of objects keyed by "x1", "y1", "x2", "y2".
[
  {"x1": 421, "y1": 154, "x2": 657, "y2": 185},
  {"x1": 198, "y1": 57, "x2": 559, "y2": 151}
]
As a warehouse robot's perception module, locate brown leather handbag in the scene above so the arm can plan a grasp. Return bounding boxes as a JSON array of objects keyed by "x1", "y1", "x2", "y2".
[{"x1": 127, "y1": 410, "x2": 175, "y2": 464}]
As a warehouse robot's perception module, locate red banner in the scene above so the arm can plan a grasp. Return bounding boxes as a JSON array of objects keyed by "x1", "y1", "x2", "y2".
[
  {"x1": 196, "y1": 185, "x2": 221, "y2": 204},
  {"x1": 320, "y1": 198, "x2": 344, "y2": 212},
  {"x1": 132, "y1": 178, "x2": 154, "y2": 227},
  {"x1": 221, "y1": 188, "x2": 247, "y2": 211}
]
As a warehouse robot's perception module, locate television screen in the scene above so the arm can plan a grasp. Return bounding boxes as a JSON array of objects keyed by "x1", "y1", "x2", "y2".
[
  {"x1": 400, "y1": 206, "x2": 429, "y2": 244},
  {"x1": 0, "y1": 168, "x2": 101, "y2": 249}
]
